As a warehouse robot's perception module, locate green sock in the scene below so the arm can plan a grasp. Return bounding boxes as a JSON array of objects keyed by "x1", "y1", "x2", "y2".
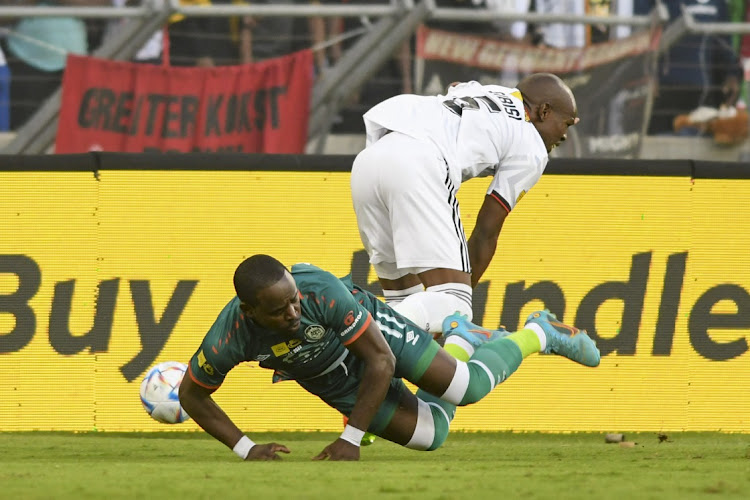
[
  {"x1": 460, "y1": 339, "x2": 524, "y2": 405},
  {"x1": 505, "y1": 328, "x2": 541, "y2": 358}
]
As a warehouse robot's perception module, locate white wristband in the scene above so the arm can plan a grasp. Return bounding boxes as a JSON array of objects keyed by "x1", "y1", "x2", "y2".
[
  {"x1": 340, "y1": 424, "x2": 366, "y2": 447},
  {"x1": 232, "y1": 435, "x2": 256, "y2": 459}
]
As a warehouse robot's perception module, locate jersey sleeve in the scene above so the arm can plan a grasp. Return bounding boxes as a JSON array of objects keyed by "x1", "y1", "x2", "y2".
[
  {"x1": 486, "y1": 142, "x2": 548, "y2": 212},
  {"x1": 187, "y1": 303, "x2": 245, "y2": 390},
  {"x1": 327, "y1": 290, "x2": 373, "y2": 346},
  {"x1": 295, "y1": 265, "x2": 373, "y2": 346}
]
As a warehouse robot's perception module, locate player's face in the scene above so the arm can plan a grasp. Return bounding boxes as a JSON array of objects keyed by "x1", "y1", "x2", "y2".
[
  {"x1": 538, "y1": 102, "x2": 579, "y2": 153},
  {"x1": 248, "y1": 271, "x2": 302, "y2": 335}
]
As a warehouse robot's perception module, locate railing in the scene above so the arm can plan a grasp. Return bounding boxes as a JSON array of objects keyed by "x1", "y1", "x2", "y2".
[{"x1": 0, "y1": 1, "x2": 747, "y2": 155}]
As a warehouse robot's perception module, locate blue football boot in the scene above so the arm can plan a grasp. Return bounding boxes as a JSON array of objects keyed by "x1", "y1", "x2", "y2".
[
  {"x1": 442, "y1": 313, "x2": 510, "y2": 347},
  {"x1": 525, "y1": 310, "x2": 600, "y2": 367}
]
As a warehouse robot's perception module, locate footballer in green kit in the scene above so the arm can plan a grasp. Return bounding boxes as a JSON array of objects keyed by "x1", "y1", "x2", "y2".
[{"x1": 180, "y1": 255, "x2": 600, "y2": 461}]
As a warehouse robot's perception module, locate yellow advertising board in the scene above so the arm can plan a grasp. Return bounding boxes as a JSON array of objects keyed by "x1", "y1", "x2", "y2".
[{"x1": 1, "y1": 170, "x2": 748, "y2": 432}]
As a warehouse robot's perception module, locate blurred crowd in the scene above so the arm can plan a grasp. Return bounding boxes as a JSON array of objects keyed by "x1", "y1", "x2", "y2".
[{"x1": 0, "y1": 0, "x2": 747, "y2": 137}]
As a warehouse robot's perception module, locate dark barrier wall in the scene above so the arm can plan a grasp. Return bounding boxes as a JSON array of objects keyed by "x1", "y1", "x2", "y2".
[
  {"x1": 1, "y1": 154, "x2": 749, "y2": 433},
  {"x1": 2, "y1": 153, "x2": 747, "y2": 178}
]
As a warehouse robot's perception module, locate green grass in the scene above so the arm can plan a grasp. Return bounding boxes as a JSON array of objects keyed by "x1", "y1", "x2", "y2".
[{"x1": 2, "y1": 432, "x2": 750, "y2": 499}]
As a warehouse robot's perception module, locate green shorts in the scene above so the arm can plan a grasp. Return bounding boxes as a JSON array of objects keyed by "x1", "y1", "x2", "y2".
[{"x1": 297, "y1": 294, "x2": 441, "y2": 434}]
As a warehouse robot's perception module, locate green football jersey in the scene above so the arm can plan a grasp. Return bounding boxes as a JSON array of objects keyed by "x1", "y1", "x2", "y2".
[{"x1": 188, "y1": 263, "x2": 374, "y2": 390}]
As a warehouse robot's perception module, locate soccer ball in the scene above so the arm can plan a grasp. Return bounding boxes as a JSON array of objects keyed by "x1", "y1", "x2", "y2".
[{"x1": 139, "y1": 361, "x2": 191, "y2": 424}]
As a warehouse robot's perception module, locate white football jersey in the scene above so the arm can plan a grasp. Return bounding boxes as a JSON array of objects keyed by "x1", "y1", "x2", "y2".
[{"x1": 363, "y1": 81, "x2": 548, "y2": 211}]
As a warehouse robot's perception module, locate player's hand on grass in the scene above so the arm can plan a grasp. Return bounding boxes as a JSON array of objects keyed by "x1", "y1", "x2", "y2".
[
  {"x1": 312, "y1": 439, "x2": 360, "y2": 461},
  {"x1": 246, "y1": 443, "x2": 290, "y2": 461}
]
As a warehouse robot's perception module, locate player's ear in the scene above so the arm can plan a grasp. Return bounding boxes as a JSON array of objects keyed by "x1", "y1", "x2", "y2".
[
  {"x1": 239, "y1": 300, "x2": 252, "y2": 315},
  {"x1": 538, "y1": 102, "x2": 553, "y2": 121}
]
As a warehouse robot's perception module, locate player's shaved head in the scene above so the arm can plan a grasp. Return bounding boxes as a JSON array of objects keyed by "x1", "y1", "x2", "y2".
[
  {"x1": 517, "y1": 73, "x2": 576, "y2": 112},
  {"x1": 234, "y1": 254, "x2": 288, "y2": 305},
  {"x1": 517, "y1": 73, "x2": 579, "y2": 152}
]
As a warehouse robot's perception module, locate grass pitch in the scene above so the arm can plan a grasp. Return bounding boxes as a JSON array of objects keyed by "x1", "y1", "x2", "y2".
[{"x1": 2, "y1": 431, "x2": 749, "y2": 499}]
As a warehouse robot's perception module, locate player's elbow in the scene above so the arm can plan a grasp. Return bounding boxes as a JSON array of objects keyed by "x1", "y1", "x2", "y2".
[
  {"x1": 178, "y1": 375, "x2": 206, "y2": 413},
  {"x1": 177, "y1": 380, "x2": 195, "y2": 410},
  {"x1": 376, "y1": 350, "x2": 397, "y2": 380},
  {"x1": 474, "y1": 221, "x2": 502, "y2": 244}
]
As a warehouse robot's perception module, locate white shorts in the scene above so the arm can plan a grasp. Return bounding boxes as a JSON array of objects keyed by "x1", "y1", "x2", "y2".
[{"x1": 350, "y1": 132, "x2": 471, "y2": 280}]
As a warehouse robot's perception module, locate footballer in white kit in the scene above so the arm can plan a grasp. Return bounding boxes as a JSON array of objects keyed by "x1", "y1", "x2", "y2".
[
  {"x1": 351, "y1": 81, "x2": 547, "y2": 279},
  {"x1": 350, "y1": 74, "x2": 577, "y2": 341}
]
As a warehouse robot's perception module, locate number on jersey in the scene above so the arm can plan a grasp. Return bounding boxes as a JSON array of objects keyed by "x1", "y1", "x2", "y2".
[{"x1": 442, "y1": 91, "x2": 522, "y2": 121}]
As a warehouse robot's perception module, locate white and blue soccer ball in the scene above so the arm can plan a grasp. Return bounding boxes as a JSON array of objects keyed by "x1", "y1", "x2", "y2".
[{"x1": 139, "y1": 361, "x2": 191, "y2": 424}]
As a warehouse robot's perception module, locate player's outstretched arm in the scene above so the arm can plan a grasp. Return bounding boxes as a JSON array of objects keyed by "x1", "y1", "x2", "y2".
[
  {"x1": 313, "y1": 320, "x2": 395, "y2": 461},
  {"x1": 467, "y1": 194, "x2": 509, "y2": 287},
  {"x1": 179, "y1": 373, "x2": 290, "y2": 461}
]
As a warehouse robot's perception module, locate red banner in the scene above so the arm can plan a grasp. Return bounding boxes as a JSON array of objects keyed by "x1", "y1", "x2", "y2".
[
  {"x1": 416, "y1": 25, "x2": 659, "y2": 74},
  {"x1": 56, "y1": 50, "x2": 313, "y2": 154}
]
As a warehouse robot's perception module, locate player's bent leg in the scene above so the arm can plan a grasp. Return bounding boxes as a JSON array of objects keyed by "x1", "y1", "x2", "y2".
[
  {"x1": 375, "y1": 383, "x2": 420, "y2": 445},
  {"x1": 407, "y1": 390, "x2": 454, "y2": 451},
  {"x1": 382, "y1": 284, "x2": 424, "y2": 307},
  {"x1": 442, "y1": 313, "x2": 511, "y2": 361},
  {"x1": 382, "y1": 268, "x2": 473, "y2": 337},
  {"x1": 391, "y1": 285, "x2": 473, "y2": 337},
  {"x1": 458, "y1": 339, "x2": 523, "y2": 404},
  {"x1": 376, "y1": 385, "x2": 455, "y2": 452},
  {"x1": 414, "y1": 337, "x2": 525, "y2": 406},
  {"x1": 379, "y1": 274, "x2": 424, "y2": 308}
]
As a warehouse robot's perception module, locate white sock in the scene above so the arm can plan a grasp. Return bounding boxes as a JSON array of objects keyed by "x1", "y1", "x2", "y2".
[
  {"x1": 392, "y1": 283, "x2": 473, "y2": 334},
  {"x1": 383, "y1": 284, "x2": 424, "y2": 306}
]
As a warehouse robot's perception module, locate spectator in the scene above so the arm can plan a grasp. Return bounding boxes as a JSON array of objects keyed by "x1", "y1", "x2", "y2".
[
  {"x1": 227, "y1": 0, "x2": 296, "y2": 64},
  {"x1": 104, "y1": 0, "x2": 238, "y2": 67},
  {"x1": 308, "y1": 0, "x2": 345, "y2": 76},
  {"x1": 168, "y1": 0, "x2": 222, "y2": 67},
  {"x1": 185, "y1": 0, "x2": 267, "y2": 67},
  {"x1": 484, "y1": 0, "x2": 535, "y2": 43},
  {"x1": 0, "y1": 44, "x2": 9, "y2": 131},
  {"x1": 588, "y1": 0, "x2": 612, "y2": 44},
  {"x1": 426, "y1": 0, "x2": 497, "y2": 37},
  {"x1": 635, "y1": 0, "x2": 743, "y2": 135},
  {"x1": 729, "y1": 0, "x2": 748, "y2": 106},
  {"x1": 102, "y1": 0, "x2": 164, "y2": 65},
  {"x1": 1, "y1": 0, "x2": 109, "y2": 129},
  {"x1": 530, "y1": 0, "x2": 586, "y2": 48}
]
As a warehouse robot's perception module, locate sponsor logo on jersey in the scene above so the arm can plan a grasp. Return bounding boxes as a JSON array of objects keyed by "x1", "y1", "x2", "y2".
[
  {"x1": 272, "y1": 339, "x2": 302, "y2": 357},
  {"x1": 197, "y1": 350, "x2": 215, "y2": 375},
  {"x1": 271, "y1": 342, "x2": 290, "y2": 356},
  {"x1": 304, "y1": 325, "x2": 326, "y2": 342},
  {"x1": 340, "y1": 310, "x2": 363, "y2": 337},
  {"x1": 344, "y1": 311, "x2": 355, "y2": 326},
  {"x1": 255, "y1": 354, "x2": 270, "y2": 362}
]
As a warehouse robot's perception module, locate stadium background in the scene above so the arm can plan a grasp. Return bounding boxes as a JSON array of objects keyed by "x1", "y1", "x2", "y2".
[
  {"x1": 0, "y1": 2, "x2": 748, "y2": 434},
  {"x1": 1, "y1": 155, "x2": 748, "y2": 432}
]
